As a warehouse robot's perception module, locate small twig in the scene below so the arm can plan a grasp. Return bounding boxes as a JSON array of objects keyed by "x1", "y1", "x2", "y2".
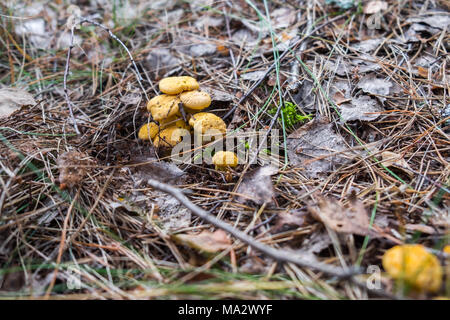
[
  {"x1": 80, "y1": 18, "x2": 149, "y2": 102},
  {"x1": 63, "y1": 26, "x2": 80, "y2": 135},
  {"x1": 44, "y1": 188, "x2": 80, "y2": 298},
  {"x1": 148, "y1": 179, "x2": 401, "y2": 299},
  {"x1": 147, "y1": 178, "x2": 358, "y2": 278},
  {"x1": 63, "y1": 16, "x2": 149, "y2": 135}
]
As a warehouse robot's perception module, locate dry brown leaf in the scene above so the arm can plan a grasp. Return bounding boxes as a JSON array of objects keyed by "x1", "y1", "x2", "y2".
[
  {"x1": 0, "y1": 87, "x2": 36, "y2": 119},
  {"x1": 363, "y1": 1, "x2": 388, "y2": 14},
  {"x1": 381, "y1": 151, "x2": 414, "y2": 177},
  {"x1": 308, "y1": 195, "x2": 373, "y2": 236},
  {"x1": 330, "y1": 79, "x2": 352, "y2": 105},
  {"x1": 357, "y1": 75, "x2": 399, "y2": 99},
  {"x1": 236, "y1": 166, "x2": 277, "y2": 206},
  {"x1": 339, "y1": 95, "x2": 384, "y2": 122},
  {"x1": 173, "y1": 230, "x2": 231, "y2": 253},
  {"x1": 286, "y1": 117, "x2": 358, "y2": 177},
  {"x1": 273, "y1": 209, "x2": 308, "y2": 232}
]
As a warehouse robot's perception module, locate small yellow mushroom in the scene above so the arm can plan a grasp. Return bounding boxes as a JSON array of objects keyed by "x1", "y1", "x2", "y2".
[
  {"x1": 188, "y1": 112, "x2": 226, "y2": 137},
  {"x1": 138, "y1": 122, "x2": 159, "y2": 140},
  {"x1": 382, "y1": 244, "x2": 443, "y2": 293},
  {"x1": 180, "y1": 90, "x2": 211, "y2": 110},
  {"x1": 212, "y1": 151, "x2": 238, "y2": 171},
  {"x1": 147, "y1": 94, "x2": 181, "y2": 121},
  {"x1": 153, "y1": 125, "x2": 190, "y2": 149},
  {"x1": 159, "y1": 76, "x2": 199, "y2": 95},
  {"x1": 444, "y1": 245, "x2": 450, "y2": 255}
]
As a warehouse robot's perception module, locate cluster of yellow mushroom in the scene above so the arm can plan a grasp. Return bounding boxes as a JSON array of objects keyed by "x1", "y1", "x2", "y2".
[
  {"x1": 138, "y1": 76, "x2": 238, "y2": 170},
  {"x1": 382, "y1": 244, "x2": 444, "y2": 293}
]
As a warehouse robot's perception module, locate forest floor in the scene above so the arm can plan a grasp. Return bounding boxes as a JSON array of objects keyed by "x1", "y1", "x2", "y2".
[{"x1": 0, "y1": 0, "x2": 449, "y2": 300}]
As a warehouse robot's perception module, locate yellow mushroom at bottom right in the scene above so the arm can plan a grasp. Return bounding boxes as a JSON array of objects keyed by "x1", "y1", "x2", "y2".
[{"x1": 382, "y1": 244, "x2": 443, "y2": 293}]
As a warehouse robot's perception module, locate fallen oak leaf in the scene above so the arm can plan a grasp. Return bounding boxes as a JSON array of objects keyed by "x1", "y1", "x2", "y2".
[
  {"x1": 308, "y1": 195, "x2": 376, "y2": 236},
  {"x1": 173, "y1": 229, "x2": 231, "y2": 253}
]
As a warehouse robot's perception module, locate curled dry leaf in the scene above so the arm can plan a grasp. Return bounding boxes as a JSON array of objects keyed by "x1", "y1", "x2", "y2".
[
  {"x1": 194, "y1": 16, "x2": 224, "y2": 29},
  {"x1": 322, "y1": 59, "x2": 351, "y2": 76},
  {"x1": 173, "y1": 230, "x2": 231, "y2": 253},
  {"x1": 129, "y1": 156, "x2": 186, "y2": 184},
  {"x1": 329, "y1": 80, "x2": 352, "y2": 105},
  {"x1": 236, "y1": 166, "x2": 277, "y2": 206},
  {"x1": 351, "y1": 38, "x2": 383, "y2": 53},
  {"x1": 407, "y1": 13, "x2": 450, "y2": 30},
  {"x1": 286, "y1": 117, "x2": 357, "y2": 177},
  {"x1": 351, "y1": 53, "x2": 381, "y2": 73},
  {"x1": 363, "y1": 1, "x2": 388, "y2": 14},
  {"x1": 380, "y1": 151, "x2": 414, "y2": 177},
  {"x1": 308, "y1": 195, "x2": 373, "y2": 236},
  {"x1": 0, "y1": 87, "x2": 36, "y2": 119},
  {"x1": 357, "y1": 75, "x2": 399, "y2": 99},
  {"x1": 269, "y1": 8, "x2": 297, "y2": 29},
  {"x1": 57, "y1": 151, "x2": 93, "y2": 189},
  {"x1": 189, "y1": 43, "x2": 217, "y2": 57},
  {"x1": 273, "y1": 209, "x2": 309, "y2": 232},
  {"x1": 201, "y1": 86, "x2": 235, "y2": 102},
  {"x1": 339, "y1": 95, "x2": 384, "y2": 122},
  {"x1": 402, "y1": 14, "x2": 450, "y2": 43}
]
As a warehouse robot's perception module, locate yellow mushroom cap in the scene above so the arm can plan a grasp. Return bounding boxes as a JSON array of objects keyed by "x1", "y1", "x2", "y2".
[
  {"x1": 159, "y1": 76, "x2": 199, "y2": 95},
  {"x1": 159, "y1": 115, "x2": 189, "y2": 129},
  {"x1": 138, "y1": 122, "x2": 159, "y2": 140},
  {"x1": 153, "y1": 125, "x2": 190, "y2": 148},
  {"x1": 444, "y1": 245, "x2": 450, "y2": 255},
  {"x1": 382, "y1": 244, "x2": 443, "y2": 292},
  {"x1": 212, "y1": 151, "x2": 238, "y2": 170},
  {"x1": 180, "y1": 90, "x2": 211, "y2": 110},
  {"x1": 147, "y1": 94, "x2": 181, "y2": 121},
  {"x1": 188, "y1": 112, "x2": 226, "y2": 135}
]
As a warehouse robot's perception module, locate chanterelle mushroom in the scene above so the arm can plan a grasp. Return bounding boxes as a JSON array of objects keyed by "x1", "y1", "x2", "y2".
[
  {"x1": 153, "y1": 126, "x2": 190, "y2": 148},
  {"x1": 159, "y1": 115, "x2": 189, "y2": 129},
  {"x1": 382, "y1": 244, "x2": 442, "y2": 293},
  {"x1": 212, "y1": 151, "x2": 238, "y2": 170},
  {"x1": 159, "y1": 76, "x2": 199, "y2": 95},
  {"x1": 180, "y1": 90, "x2": 211, "y2": 110},
  {"x1": 138, "y1": 122, "x2": 159, "y2": 140},
  {"x1": 147, "y1": 94, "x2": 181, "y2": 121},
  {"x1": 188, "y1": 112, "x2": 226, "y2": 136}
]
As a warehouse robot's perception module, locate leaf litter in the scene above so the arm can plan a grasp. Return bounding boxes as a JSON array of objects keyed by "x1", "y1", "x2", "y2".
[
  {"x1": 308, "y1": 194, "x2": 375, "y2": 236},
  {"x1": 287, "y1": 117, "x2": 359, "y2": 177},
  {"x1": 1, "y1": 0, "x2": 449, "y2": 300},
  {"x1": 236, "y1": 166, "x2": 278, "y2": 206}
]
